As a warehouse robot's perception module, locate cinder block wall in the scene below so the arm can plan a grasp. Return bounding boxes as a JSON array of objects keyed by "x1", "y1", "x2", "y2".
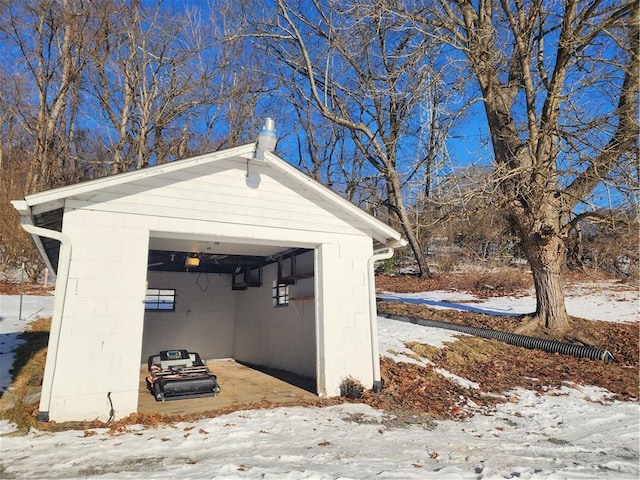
[
  {"x1": 142, "y1": 271, "x2": 236, "y2": 362},
  {"x1": 42, "y1": 208, "x2": 149, "y2": 422},
  {"x1": 315, "y1": 239, "x2": 374, "y2": 397},
  {"x1": 233, "y1": 254, "x2": 316, "y2": 379}
]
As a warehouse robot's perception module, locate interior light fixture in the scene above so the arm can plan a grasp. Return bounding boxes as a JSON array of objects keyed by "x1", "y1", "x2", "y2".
[{"x1": 185, "y1": 255, "x2": 200, "y2": 267}]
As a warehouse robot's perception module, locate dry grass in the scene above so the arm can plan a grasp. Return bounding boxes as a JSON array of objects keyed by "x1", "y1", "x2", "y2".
[
  {"x1": 375, "y1": 267, "x2": 635, "y2": 297},
  {"x1": 366, "y1": 269, "x2": 639, "y2": 419},
  {"x1": 375, "y1": 269, "x2": 534, "y2": 297},
  {"x1": 375, "y1": 284, "x2": 639, "y2": 408},
  {"x1": 0, "y1": 317, "x2": 51, "y2": 433},
  {"x1": 0, "y1": 282, "x2": 54, "y2": 295}
]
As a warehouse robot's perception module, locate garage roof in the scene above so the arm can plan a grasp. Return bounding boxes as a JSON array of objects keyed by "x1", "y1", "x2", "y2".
[{"x1": 13, "y1": 143, "x2": 406, "y2": 274}]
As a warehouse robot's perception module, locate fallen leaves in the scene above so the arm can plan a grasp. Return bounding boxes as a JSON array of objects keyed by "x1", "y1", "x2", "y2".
[
  {"x1": 375, "y1": 271, "x2": 532, "y2": 297},
  {"x1": 376, "y1": 301, "x2": 638, "y2": 401},
  {"x1": 361, "y1": 284, "x2": 639, "y2": 422},
  {"x1": 359, "y1": 357, "x2": 495, "y2": 420}
]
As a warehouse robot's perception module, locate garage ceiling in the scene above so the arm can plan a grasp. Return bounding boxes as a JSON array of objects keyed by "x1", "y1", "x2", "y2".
[{"x1": 147, "y1": 237, "x2": 302, "y2": 274}]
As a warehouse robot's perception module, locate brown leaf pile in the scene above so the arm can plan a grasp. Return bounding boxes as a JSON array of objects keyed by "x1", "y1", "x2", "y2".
[
  {"x1": 359, "y1": 358, "x2": 499, "y2": 420},
  {"x1": 375, "y1": 270, "x2": 534, "y2": 297}
]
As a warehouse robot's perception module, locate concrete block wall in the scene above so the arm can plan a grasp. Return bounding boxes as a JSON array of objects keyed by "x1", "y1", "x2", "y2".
[
  {"x1": 42, "y1": 208, "x2": 149, "y2": 422},
  {"x1": 142, "y1": 271, "x2": 236, "y2": 362},
  {"x1": 233, "y1": 256, "x2": 316, "y2": 379},
  {"x1": 314, "y1": 238, "x2": 374, "y2": 397},
  {"x1": 40, "y1": 197, "x2": 378, "y2": 420}
]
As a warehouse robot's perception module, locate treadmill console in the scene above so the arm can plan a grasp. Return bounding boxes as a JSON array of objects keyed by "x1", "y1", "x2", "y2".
[{"x1": 165, "y1": 350, "x2": 183, "y2": 360}]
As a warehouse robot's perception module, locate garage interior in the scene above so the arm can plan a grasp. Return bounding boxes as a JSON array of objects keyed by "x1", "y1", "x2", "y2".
[{"x1": 139, "y1": 234, "x2": 318, "y2": 412}]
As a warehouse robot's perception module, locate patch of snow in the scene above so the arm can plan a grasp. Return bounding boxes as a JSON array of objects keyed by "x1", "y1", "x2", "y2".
[
  {"x1": 0, "y1": 295, "x2": 54, "y2": 393},
  {"x1": 379, "y1": 283, "x2": 639, "y2": 323},
  {"x1": 0, "y1": 390, "x2": 637, "y2": 479},
  {"x1": 434, "y1": 368, "x2": 481, "y2": 390},
  {"x1": 0, "y1": 287, "x2": 637, "y2": 479},
  {"x1": 0, "y1": 294, "x2": 55, "y2": 330}
]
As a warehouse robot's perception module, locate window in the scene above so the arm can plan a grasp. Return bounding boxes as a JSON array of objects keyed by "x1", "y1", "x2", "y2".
[
  {"x1": 272, "y1": 282, "x2": 289, "y2": 307},
  {"x1": 145, "y1": 288, "x2": 176, "y2": 311}
]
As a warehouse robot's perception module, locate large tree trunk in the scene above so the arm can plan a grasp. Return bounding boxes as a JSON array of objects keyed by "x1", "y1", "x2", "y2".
[
  {"x1": 398, "y1": 207, "x2": 431, "y2": 278},
  {"x1": 516, "y1": 214, "x2": 571, "y2": 331}
]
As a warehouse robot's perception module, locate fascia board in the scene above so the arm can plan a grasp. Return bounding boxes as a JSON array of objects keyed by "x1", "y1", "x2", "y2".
[{"x1": 17, "y1": 142, "x2": 406, "y2": 248}]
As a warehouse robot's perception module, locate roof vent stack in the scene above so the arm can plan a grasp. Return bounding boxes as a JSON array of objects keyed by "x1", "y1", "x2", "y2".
[{"x1": 256, "y1": 117, "x2": 277, "y2": 160}]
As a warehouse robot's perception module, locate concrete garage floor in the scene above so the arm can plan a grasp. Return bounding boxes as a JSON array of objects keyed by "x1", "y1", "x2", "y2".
[{"x1": 137, "y1": 359, "x2": 318, "y2": 416}]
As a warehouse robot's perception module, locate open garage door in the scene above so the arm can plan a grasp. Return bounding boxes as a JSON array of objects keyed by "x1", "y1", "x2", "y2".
[{"x1": 140, "y1": 233, "x2": 317, "y2": 407}]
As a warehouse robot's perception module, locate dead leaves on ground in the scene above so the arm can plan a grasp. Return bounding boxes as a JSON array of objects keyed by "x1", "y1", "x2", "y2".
[
  {"x1": 360, "y1": 358, "x2": 494, "y2": 420},
  {"x1": 0, "y1": 282, "x2": 54, "y2": 295},
  {"x1": 362, "y1": 298, "x2": 639, "y2": 422}
]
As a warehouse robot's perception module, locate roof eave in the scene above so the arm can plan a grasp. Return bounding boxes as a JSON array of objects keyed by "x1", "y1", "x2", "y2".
[
  {"x1": 16, "y1": 144, "x2": 405, "y2": 251},
  {"x1": 10, "y1": 200, "x2": 58, "y2": 274}
]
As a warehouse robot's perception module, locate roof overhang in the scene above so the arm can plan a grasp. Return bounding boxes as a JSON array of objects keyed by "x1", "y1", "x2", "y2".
[{"x1": 11, "y1": 200, "x2": 61, "y2": 275}]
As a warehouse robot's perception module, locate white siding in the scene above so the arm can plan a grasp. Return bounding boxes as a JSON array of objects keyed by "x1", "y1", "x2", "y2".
[{"x1": 71, "y1": 158, "x2": 374, "y2": 239}]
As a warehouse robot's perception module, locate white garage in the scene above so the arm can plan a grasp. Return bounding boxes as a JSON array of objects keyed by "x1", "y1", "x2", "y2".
[{"x1": 12, "y1": 130, "x2": 404, "y2": 422}]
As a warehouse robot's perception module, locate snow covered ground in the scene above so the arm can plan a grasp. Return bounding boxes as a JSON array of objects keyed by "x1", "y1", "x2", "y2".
[
  {"x1": 0, "y1": 286, "x2": 638, "y2": 479},
  {"x1": 0, "y1": 294, "x2": 54, "y2": 394}
]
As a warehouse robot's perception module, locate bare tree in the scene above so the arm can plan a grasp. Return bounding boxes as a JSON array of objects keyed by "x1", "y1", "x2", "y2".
[
  {"x1": 83, "y1": 1, "x2": 222, "y2": 173},
  {"x1": 567, "y1": 209, "x2": 639, "y2": 278},
  {"x1": 1, "y1": 0, "x2": 88, "y2": 193},
  {"x1": 245, "y1": 0, "x2": 467, "y2": 277},
  {"x1": 0, "y1": 146, "x2": 44, "y2": 281},
  {"x1": 405, "y1": 0, "x2": 639, "y2": 330},
  {"x1": 286, "y1": 101, "x2": 379, "y2": 205}
]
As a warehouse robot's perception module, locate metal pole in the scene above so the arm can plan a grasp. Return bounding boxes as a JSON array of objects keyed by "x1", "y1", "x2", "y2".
[{"x1": 18, "y1": 262, "x2": 24, "y2": 321}]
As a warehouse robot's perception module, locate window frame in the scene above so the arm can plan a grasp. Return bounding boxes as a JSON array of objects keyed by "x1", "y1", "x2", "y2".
[
  {"x1": 144, "y1": 288, "x2": 176, "y2": 311},
  {"x1": 272, "y1": 281, "x2": 290, "y2": 307}
]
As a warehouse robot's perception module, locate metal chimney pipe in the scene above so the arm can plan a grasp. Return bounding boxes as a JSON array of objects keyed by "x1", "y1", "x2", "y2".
[
  {"x1": 256, "y1": 117, "x2": 277, "y2": 160},
  {"x1": 263, "y1": 117, "x2": 275, "y2": 133}
]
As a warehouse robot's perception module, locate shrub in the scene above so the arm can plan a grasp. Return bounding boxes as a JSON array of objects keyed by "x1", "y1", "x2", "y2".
[{"x1": 339, "y1": 376, "x2": 365, "y2": 399}]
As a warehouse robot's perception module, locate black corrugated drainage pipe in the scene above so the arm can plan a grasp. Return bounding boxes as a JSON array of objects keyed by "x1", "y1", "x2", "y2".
[{"x1": 380, "y1": 312, "x2": 615, "y2": 363}]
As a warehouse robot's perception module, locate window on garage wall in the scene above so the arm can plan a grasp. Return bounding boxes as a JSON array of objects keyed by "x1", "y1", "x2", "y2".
[
  {"x1": 272, "y1": 282, "x2": 289, "y2": 307},
  {"x1": 145, "y1": 288, "x2": 176, "y2": 311}
]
